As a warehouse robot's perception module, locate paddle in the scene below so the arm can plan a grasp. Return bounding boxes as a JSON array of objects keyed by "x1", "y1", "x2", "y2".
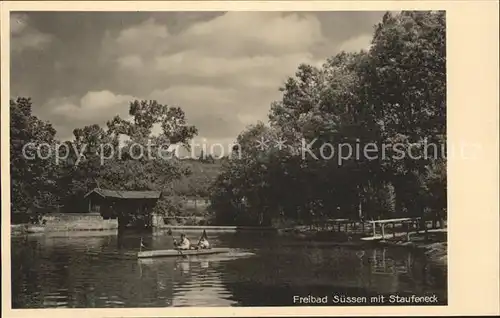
[
  {"x1": 167, "y1": 228, "x2": 187, "y2": 258},
  {"x1": 197, "y1": 229, "x2": 207, "y2": 246},
  {"x1": 176, "y1": 247, "x2": 187, "y2": 258},
  {"x1": 139, "y1": 237, "x2": 145, "y2": 252}
]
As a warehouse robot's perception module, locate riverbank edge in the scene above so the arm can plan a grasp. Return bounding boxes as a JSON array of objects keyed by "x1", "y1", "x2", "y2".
[
  {"x1": 374, "y1": 240, "x2": 447, "y2": 266},
  {"x1": 277, "y1": 226, "x2": 447, "y2": 266},
  {"x1": 10, "y1": 223, "x2": 278, "y2": 235}
]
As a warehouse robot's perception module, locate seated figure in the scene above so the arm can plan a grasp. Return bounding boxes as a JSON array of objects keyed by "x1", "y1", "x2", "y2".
[
  {"x1": 174, "y1": 233, "x2": 191, "y2": 250},
  {"x1": 196, "y1": 230, "x2": 210, "y2": 249}
]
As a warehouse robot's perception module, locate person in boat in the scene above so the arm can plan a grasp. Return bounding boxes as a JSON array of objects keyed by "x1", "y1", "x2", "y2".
[
  {"x1": 196, "y1": 230, "x2": 210, "y2": 249},
  {"x1": 174, "y1": 233, "x2": 191, "y2": 250}
]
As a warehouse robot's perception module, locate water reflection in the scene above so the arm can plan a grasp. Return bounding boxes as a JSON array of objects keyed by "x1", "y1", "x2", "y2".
[
  {"x1": 220, "y1": 243, "x2": 446, "y2": 306},
  {"x1": 137, "y1": 256, "x2": 237, "y2": 306},
  {"x1": 369, "y1": 248, "x2": 413, "y2": 274},
  {"x1": 11, "y1": 231, "x2": 446, "y2": 308}
]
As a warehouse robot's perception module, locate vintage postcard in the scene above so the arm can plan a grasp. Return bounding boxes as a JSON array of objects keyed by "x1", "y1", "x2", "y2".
[{"x1": 1, "y1": 1, "x2": 499, "y2": 317}]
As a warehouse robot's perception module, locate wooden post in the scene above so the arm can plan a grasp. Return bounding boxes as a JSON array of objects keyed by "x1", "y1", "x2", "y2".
[
  {"x1": 382, "y1": 248, "x2": 386, "y2": 268},
  {"x1": 406, "y1": 222, "x2": 411, "y2": 241},
  {"x1": 381, "y1": 224, "x2": 385, "y2": 240},
  {"x1": 361, "y1": 222, "x2": 365, "y2": 234},
  {"x1": 372, "y1": 221, "x2": 376, "y2": 237}
]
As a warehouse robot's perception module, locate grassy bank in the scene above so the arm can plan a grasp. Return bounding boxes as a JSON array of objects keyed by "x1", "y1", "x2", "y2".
[{"x1": 376, "y1": 231, "x2": 447, "y2": 266}]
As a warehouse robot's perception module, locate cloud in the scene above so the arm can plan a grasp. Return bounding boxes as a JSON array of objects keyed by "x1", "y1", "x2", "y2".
[
  {"x1": 179, "y1": 12, "x2": 325, "y2": 56},
  {"x1": 47, "y1": 90, "x2": 136, "y2": 140},
  {"x1": 117, "y1": 55, "x2": 144, "y2": 70},
  {"x1": 105, "y1": 12, "x2": 325, "y2": 59},
  {"x1": 10, "y1": 14, "x2": 29, "y2": 34},
  {"x1": 149, "y1": 85, "x2": 270, "y2": 139},
  {"x1": 111, "y1": 18, "x2": 170, "y2": 57},
  {"x1": 153, "y1": 51, "x2": 317, "y2": 86},
  {"x1": 46, "y1": 85, "x2": 271, "y2": 142},
  {"x1": 11, "y1": 13, "x2": 53, "y2": 52},
  {"x1": 46, "y1": 84, "x2": 275, "y2": 144},
  {"x1": 106, "y1": 12, "x2": 327, "y2": 82},
  {"x1": 22, "y1": 12, "x2": 385, "y2": 147},
  {"x1": 337, "y1": 34, "x2": 373, "y2": 52},
  {"x1": 96, "y1": 12, "x2": 333, "y2": 144},
  {"x1": 117, "y1": 18, "x2": 169, "y2": 44}
]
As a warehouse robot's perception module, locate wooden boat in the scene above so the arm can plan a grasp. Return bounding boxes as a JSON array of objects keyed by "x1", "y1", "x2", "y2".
[
  {"x1": 87, "y1": 247, "x2": 231, "y2": 260},
  {"x1": 138, "y1": 247, "x2": 231, "y2": 259},
  {"x1": 138, "y1": 250, "x2": 255, "y2": 264}
]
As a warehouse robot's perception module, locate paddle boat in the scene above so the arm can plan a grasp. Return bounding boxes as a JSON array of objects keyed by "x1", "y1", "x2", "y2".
[
  {"x1": 89, "y1": 230, "x2": 233, "y2": 260},
  {"x1": 87, "y1": 247, "x2": 232, "y2": 260},
  {"x1": 138, "y1": 247, "x2": 231, "y2": 259}
]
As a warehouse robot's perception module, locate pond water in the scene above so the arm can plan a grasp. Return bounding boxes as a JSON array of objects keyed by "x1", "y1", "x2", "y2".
[{"x1": 11, "y1": 230, "x2": 447, "y2": 307}]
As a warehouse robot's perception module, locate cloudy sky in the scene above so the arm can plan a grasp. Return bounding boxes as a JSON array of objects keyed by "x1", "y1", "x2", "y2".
[{"x1": 11, "y1": 11, "x2": 386, "y2": 149}]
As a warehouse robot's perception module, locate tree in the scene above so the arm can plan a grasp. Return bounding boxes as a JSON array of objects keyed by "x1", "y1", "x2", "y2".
[
  {"x1": 360, "y1": 11, "x2": 446, "y2": 218},
  {"x1": 60, "y1": 100, "x2": 198, "y2": 219},
  {"x1": 10, "y1": 97, "x2": 59, "y2": 223},
  {"x1": 209, "y1": 11, "x2": 447, "y2": 227}
]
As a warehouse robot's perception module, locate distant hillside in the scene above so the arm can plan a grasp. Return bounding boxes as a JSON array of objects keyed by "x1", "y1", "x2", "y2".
[{"x1": 170, "y1": 158, "x2": 224, "y2": 198}]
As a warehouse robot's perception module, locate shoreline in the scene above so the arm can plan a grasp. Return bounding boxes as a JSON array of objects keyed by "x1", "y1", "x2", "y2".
[
  {"x1": 279, "y1": 226, "x2": 448, "y2": 266},
  {"x1": 10, "y1": 223, "x2": 277, "y2": 236},
  {"x1": 10, "y1": 223, "x2": 447, "y2": 265}
]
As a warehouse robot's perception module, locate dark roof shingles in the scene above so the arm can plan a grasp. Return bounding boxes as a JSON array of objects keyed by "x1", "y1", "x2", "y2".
[{"x1": 85, "y1": 188, "x2": 162, "y2": 199}]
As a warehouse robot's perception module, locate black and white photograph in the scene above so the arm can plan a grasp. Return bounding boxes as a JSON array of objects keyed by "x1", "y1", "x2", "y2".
[{"x1": 1, "y1": 2, "x2": 498, "y2": 315}]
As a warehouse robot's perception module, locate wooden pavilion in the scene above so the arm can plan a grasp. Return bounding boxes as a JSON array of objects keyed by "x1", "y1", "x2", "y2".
[{"x1": 84, "y1": 188, "x2": 162, "y2": 229}]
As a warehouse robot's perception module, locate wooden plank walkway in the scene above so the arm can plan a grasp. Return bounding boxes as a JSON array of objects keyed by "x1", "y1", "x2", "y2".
[
  {"x1": 369, "y1": 217, "x2": 420, "y2": 224},
  {"x1": 361, "y1": 228, "x2": 447, "y2": 241}
]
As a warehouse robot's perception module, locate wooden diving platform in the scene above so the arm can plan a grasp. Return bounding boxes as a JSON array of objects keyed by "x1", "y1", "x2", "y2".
[
  {"x1": 363, "y1": 217, "x2": 421, "y2": 241},
  {"x1": 368, "y1": 217, "x2": 420, "y2": 224},
  {"x1": 362, "y1": 224, "x2": 445, "y2": 242}
]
